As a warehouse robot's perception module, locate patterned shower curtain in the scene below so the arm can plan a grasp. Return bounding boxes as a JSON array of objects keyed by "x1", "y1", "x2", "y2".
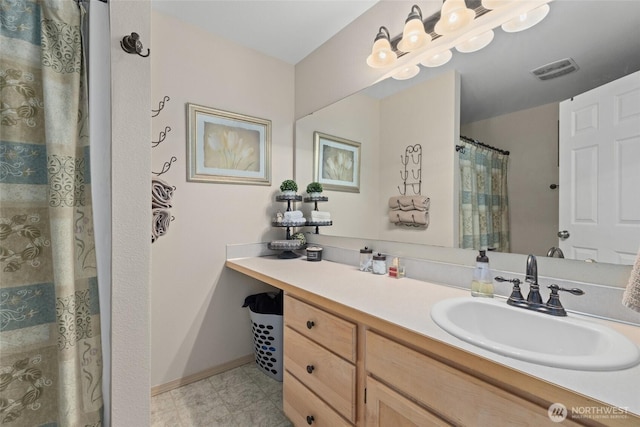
[
  {"x1": 458, "y1": 140, "x2": 510, "y2": 252},
  {"x1": 0, "y1": 0, "x2": 103, "y2": 425}
]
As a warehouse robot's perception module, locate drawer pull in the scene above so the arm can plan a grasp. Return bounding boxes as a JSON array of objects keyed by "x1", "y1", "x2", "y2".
[
  {"x1": 306, "y1": 415, "x2": 315, "y2": 425},
  {"x1": 306, "y1": 320, "x2": 315, "y2": 329},
  {"x1": 306, "y1": 364, "x2": 315, "y2": 374}
]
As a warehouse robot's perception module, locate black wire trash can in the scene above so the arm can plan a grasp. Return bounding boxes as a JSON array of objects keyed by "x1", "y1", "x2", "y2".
[{"x1": 242, "y1": 291, "x2": 284, "y2": 382}]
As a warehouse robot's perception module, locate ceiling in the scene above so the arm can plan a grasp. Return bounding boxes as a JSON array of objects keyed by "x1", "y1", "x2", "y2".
[
  {"x1": 152, "y1": 1, "x2": 640, "y2": 123},
  {"x1": 151, "y1": 0, "x2": 380, "y2": 65}
]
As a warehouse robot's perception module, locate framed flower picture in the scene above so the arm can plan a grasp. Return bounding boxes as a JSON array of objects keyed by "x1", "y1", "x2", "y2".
[
  {"x1": 187, "y1": 103, "x2": 271, "y2": 185},
  {"x1": 313, "y1": 131, "x2": 361, "y2": 193}
]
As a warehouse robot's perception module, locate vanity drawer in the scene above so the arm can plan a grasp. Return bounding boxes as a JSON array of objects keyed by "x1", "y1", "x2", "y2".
[
  {"x1": 366, "y1": 331, "x2": 580, "y2": 426},
  {"x1": 284, "y1": 370, "x2": 352, "y2": 427},
  {"x1": 284, "y1": 295, "x2": 356, "y2": 362},
  {"x1": 285, "y1": 326, "x2": 356, "y2": 422}
]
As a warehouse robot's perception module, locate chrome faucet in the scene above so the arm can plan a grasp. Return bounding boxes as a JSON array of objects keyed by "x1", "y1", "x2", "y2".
[
  {"x1": 546, "y1": 247, "x2": 565, "y2": 258},
  {"x1": 495, "y1": 254, "x2": 584, "y2": 316}
]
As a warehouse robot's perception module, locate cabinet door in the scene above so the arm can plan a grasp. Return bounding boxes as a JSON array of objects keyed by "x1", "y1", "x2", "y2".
[
  {"x1": 366, "y1": 377, "x2": 451, "y2": 427},
  {"x1": 366, "y1": 331, "x2": 581, "y2": 426}
]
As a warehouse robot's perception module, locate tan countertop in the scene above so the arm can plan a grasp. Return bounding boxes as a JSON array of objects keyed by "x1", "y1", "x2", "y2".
[{"x1": 226, "y1": 255, "x2": 640, "y2": 419}]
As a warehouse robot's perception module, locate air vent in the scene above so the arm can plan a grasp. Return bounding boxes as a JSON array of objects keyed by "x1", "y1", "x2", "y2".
[{"x1": 531, "y1": 58, "x2": 579, "y2": 81}]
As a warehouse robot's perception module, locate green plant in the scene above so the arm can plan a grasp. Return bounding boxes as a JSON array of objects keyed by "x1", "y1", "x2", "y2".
[
  {"x1": 279, "y1": 179, "x2": 298, "y2": 192},
  {"x1": 306, "y1": 182, "x2": 323, "y2": 194}
]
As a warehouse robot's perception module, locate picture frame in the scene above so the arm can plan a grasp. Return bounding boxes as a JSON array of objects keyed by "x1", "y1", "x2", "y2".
[
  {"x1": 187, "y1": 103, "x2": 271, "y2": 185},
  {"x1": 313, "y1": 131, "x2": 361, "y2": 193}
]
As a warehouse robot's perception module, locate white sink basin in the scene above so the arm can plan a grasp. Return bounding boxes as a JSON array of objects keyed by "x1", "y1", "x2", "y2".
[{"x1": 430, "y1": 297, "x2": 640, "y2": 371}]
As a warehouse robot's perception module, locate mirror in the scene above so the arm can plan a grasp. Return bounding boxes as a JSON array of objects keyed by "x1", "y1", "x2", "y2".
[{"x1": 294, "y1": 1, "x2": 640, "y2": 265}]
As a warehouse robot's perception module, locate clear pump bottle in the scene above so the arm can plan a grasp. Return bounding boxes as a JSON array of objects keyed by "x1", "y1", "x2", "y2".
[{"x1": 471, "y1": 250, "x2": 494, "y2": 297}]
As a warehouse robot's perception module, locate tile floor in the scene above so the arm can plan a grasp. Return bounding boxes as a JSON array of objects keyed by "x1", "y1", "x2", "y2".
[{"x1": 151, "y1": 363, "x2": 292, "y2": 427}]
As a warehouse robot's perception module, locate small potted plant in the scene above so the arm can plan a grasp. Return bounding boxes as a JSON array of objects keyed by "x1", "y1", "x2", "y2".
[
  {"x1": 306, "y1": 182, "x2": 323, "y2": 198},
  {"x1": 279, "y1": 179, "x2": 298, "y2": 197}
]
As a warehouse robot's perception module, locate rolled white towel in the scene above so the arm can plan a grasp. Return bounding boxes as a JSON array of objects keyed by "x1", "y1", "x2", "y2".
[
  {"x1": 281, "y1": 217, "x2": 306, "y2": 225},
  {"x1": 284, "y1": 210, "x2": 303, "y2": 221},
  {"x1": 389, "y1": 209, "x2": 429, "y2": 227},
  {"x1": 388, "y1": 196, "x2": 430, "y2": 212},
  {"x1": 311, "y1": 211, "x2": 331, "y2": 221}
]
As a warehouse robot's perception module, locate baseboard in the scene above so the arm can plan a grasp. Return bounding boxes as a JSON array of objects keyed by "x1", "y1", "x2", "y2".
[{"x1": 150, "y1": 354, "x2": 255, "y2": 396}]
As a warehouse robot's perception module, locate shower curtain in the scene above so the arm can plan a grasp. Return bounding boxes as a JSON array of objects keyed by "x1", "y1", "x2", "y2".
[
  {"x1": 0, "y1": 1, "x2": 103, "y2": 425},
  {"x1": 458, "y1": 140, "x2": 510, "y2": 252}
]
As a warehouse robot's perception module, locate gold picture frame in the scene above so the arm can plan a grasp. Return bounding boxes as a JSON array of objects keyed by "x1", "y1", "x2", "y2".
[
  {"x1": 187, "y1": 103, "x2": 271, "y2": 185},
  {"x1": 313, "y1": 131, "x2": 361, "y2": 193}
]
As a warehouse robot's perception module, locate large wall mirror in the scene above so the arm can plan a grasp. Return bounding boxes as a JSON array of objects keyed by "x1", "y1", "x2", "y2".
[{"x1": 295, "y1": 1, "x2": 640, "y2": 266}]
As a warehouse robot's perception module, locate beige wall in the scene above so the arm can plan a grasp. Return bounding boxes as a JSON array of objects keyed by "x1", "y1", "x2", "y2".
[
  {"x1": 462, "y1": 102, "x2": 559, "y2": 256},
  {"x1": 150, "y1": 11, "x2": 294, "y2": 388},
  {"x1": 295, "y1": 93, "x2": 381, "y2": 239},
  {"x1": 379, "y1": 71, "x2": 460, "y2": 246},
  {"x1": 110, "y1": 0, "x2": 151, "y2": 424}
]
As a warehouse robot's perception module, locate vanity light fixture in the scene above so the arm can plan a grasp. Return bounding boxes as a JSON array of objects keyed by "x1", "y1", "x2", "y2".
[
  {"x1": 366, "y1": 26, "x2": 397, "y2": 68},
  {"x1": 455, "y1": 30, "x2": 495, "y2": 53},
  {"x1": 501, "y1": 3, "x2": 550, "y2": 33},
  {"x1": 397, "y1": 5, "x2": 430, "y2": 53},
  {"x1": 366, "y1": 1, "x2": 552, "y2": 80},
  {"x1": 434, "y1": 0, "x2": 476, "y2": 35},
  {"x1": 420, "y1": 49, "x2": 453, "y2": 68},
  {"x1": 392, "y1": 64, "x2": 420, "y2": 80}
]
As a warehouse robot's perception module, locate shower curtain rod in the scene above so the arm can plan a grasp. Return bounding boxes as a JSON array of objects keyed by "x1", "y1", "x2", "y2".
[{"x1": 457, "y1": 135, "x2": 510, "y2": 156}]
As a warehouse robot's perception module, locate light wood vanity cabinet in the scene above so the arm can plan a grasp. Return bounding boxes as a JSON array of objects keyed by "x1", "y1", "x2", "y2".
[
  {"x1": 282, "y1": 295, "x2": 608, "y2": 427},
  {"x1": 227, "y1": 259, "x2": 640, "y2": 427}
]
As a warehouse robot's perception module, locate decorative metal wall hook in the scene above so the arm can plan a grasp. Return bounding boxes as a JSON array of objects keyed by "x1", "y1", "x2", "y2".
[
  {"x1": 152, "y1": 96, "x2": 170, "y2": 117},
  {"x1": 152, "y1": 126, "x2": 171, "y2": 148},
  {"x1": 121, "y1": 32, "x2": 150, "y2": 57},
  {"x1": 152, "y1": 156, "x2": 177, "y2": 177}
]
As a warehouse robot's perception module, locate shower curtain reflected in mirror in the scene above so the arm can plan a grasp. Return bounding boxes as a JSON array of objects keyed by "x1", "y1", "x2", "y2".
[
  {"x1": 0, "y1": 0, "x2": 104, "y2": 425},
  {"x1": 458, "y1": 140, "x2": 510, "y2": 252}
]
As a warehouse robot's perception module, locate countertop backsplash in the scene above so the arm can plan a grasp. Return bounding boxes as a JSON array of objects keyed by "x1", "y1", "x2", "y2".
[{"x1": 226, "y1": 236, "x2": 640, "y2": 326}]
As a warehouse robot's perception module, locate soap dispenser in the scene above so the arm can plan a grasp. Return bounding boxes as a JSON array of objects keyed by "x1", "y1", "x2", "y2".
[{"x1": 471, "y1": 250, "x2": 494, "y2": 298}]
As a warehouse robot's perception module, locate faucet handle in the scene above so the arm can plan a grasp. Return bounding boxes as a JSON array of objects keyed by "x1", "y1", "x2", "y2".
[
  {"x1": 495, "y1": 276, "x2": 525, "y2": 303},
  {"x1": 548, "y1": 284, "x2": 585, "y2": 296},
  {"x1": 495, "y1": 276, "x2": 521, "y2": 285},
  {"x1": 546, "y1": 284, "x2": 585, "y2": 316}
]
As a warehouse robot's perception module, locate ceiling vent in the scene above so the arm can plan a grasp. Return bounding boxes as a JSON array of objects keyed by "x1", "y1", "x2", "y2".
[{"x1": 531, "y1": 58, "x2": 579, "y2": 81}]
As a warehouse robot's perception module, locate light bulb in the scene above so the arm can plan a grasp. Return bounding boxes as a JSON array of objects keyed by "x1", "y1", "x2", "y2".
[
  {"x1": 420, "y1": 50, "x2": 453, "y2": 67},
  {"x1": 456, "y1": 30, "x2": 494, "y2": 53},
  {"x1": 397, "y1": 5, "x2": 430, "y2": 53},
  {"x1": 502, "y1": 4, "x2": 550, "y2": 33},
  {"x1": 392, "y1": 64, "x2": 420, "y2": 80},
  {"x1": 434, "y1": 0, "x2": 475, "y2": 35},
  {"x1": 481, "y1": 0, "x2": 512, "y2": 9},
  {"x1": 366, "y1": 27, "x2": 397, "y2": 68}
]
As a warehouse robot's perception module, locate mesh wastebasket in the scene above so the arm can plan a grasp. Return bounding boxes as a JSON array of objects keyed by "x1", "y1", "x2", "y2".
[{"x1": 249, "y1": 308, "x2": 283, "y2": 381}]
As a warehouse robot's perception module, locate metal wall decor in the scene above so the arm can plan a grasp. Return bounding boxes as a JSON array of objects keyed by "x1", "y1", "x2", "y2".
[
  {"x1": 389, "y1": 144, "x2": 429, "y2": 228},
  {"x1": 398, "y1": 144, "x2": 422, "y2": 195},
  {"x1": 151, "y1": 95, "x2": 176, "y2": 243}
]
